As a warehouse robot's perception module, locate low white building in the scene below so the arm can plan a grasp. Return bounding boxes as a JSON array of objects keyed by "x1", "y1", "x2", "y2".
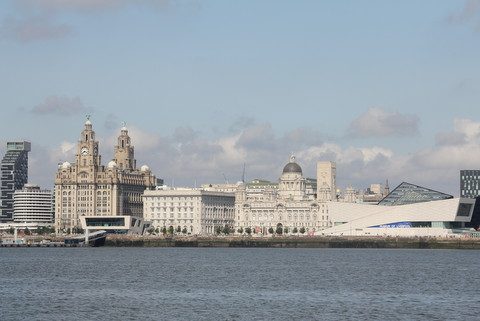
[
  {"x1": 143, "y1": 188, "x2": 235, "y2": 235},
  {"x1": 80, "y1": 215, "x2": 150, "y2": 235},
  {"x1": 322, "y1": 197, "x2": 476, "y2": 237},
  {"x1": 13, "y1": 184, "x2": 53, "y2": 224}
]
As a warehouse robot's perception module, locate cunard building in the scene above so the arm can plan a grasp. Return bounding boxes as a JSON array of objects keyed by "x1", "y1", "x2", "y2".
[{"x1": 54, "y1": 118, "x2": 156, "y2": 233}]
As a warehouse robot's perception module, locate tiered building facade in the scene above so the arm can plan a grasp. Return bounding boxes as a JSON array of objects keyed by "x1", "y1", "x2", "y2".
[
  {"x1": 13, "y1": 184, "x2": 53, "y2": 224},
  {"x1": 54, "y1": 119, "x2": 156, "y2": 232},
  {"x1": 234, "y1": 156, "x2": 335, "y2": 234}
]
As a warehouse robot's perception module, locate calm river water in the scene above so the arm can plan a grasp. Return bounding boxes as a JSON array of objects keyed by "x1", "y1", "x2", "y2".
[{"x1": 0, "y1": 248, "x2": 479, "y2": 320}]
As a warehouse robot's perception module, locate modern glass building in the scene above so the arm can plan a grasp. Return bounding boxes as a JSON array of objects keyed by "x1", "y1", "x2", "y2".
[
  {"x1": 460, "y1": 170, "x2": 480, "y2": 198},
  {"x1": 378, "y1": 182, "x2": 453, "y2": 206},
  {"x1": 1, "y1": 141, "x2": 31, "y2": 222}
]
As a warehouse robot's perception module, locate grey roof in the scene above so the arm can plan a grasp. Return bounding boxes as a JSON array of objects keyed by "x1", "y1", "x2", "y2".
[
  {"x1": 378, "y1": 182, "x2": 453, "y2": 206},
  {"x1": 282, "y1": 162, "x2": 302, "y2": 174}
]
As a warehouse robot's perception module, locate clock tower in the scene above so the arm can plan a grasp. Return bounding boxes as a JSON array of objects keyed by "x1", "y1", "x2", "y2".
[
  {"x1": 76, "y1": 116, "x2": 101, "y2": 169},
  {"x1": 114, "y1": 123, "x2": 135, "y2": 171}
]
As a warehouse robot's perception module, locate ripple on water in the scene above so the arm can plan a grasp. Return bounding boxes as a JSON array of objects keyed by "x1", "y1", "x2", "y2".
[{"x1": 0, "y1": 248, "x2": 479, "y2": 321}]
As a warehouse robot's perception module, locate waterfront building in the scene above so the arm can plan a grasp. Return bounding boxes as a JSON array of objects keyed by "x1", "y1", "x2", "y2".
[
  {"x1": 13, "y1": 184, "x2": 53, "y2": 224},
  {"x1": 143, "y1": 188, "x2": 235, "y2": 234},
  {"x1": 316, "y1": 161, "x2": 336, "y2": 201},
  {"x1": 342, "y1": 186, "x2": 358, "y2": 203},
  {"x1": 460, "y1": 170, "x2": 480, "y2": 198},
  {"x1": 323, "y1": 197, "x2": 475, "y2": 237},
  {"x1": 377, "y1": 182, "x2": 452, "y2": 206},
  {"x1": 235, "y1": 156, "x2": 331, "y2": 234},
  {"x1": 358, "y1": 182, "x2": 390, "y2": 204},
  {"x1": 322, "y1": 181, "x2": 472, "y2": 237},
  {"x1": 80, "y1": 215, "x2": 151, "y2": 235},
  {"x1": 201, "y1": 183, "x2": 239, "y2": 193},
  {"x1": 54, "y1": 118, "x2": 156, "y2": 233},
  {"x1": 1, "y1": 141, "x2": 31, "y2": 222}
]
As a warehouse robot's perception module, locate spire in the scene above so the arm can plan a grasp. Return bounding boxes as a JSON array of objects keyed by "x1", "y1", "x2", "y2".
[{"x1": 384, "y1": 179, "x2": 390, "y2": 196}]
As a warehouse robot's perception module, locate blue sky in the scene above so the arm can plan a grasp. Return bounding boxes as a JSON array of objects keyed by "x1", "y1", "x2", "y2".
[{"x1": 1, "y1": 0, "x2": 479, "y2": 195}]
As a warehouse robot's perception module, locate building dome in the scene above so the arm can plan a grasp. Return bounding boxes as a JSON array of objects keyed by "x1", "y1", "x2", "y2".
[
  {"x1": 282, "y1": 155, "x2": 302, "y2": 174},
  {"x1": 61, "y1": 161, "x2": 71, "y2": 169},
  {"x1": 107, "y1": 161, "x2": 117, "y2": 169},
  {"x1": 140, "y1": 165, "x2": 150, "y2": 172},
  {"x1": 282, "y1": 162, "x2": 302, "y2": 174}
]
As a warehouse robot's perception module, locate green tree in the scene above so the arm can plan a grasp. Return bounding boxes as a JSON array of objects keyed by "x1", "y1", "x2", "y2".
[
  {"x1": 276, "y1": 223, "x2": 283, "y2": 235},
  {"x1": 215, "y1": 226, "x2": 222, "y2": 235},
  {"x1": 71, "y1": 227, "x2": 84, "y2": 234},
  {"x1": 24, "y1": 227, "x2": 31, "y2": 235},
  {"x1": 237, "y1": 227, "x2": 244, "y2": 234},
  {"x1": 66, "y1": 228, "x2": 71, "y2": 234},
  {"x1": 245, "y1": 227, "x2": 252, "y2": 235},
  {"x1": 161, "y1": 226, "x2": 167, "y2": 235},
  {"x1": 147, "y1": 227, "x2": 155, "y2": 234},
  {"x1": 155, "y1": 227, "x2": 159, "y2": 234},
  {"x1": 176, "y1": 226, "x2": 182, "y2": 233},
  {"x1": 182, "y1": 227, "x2": 188, "y2": 234},
  {"x1": 268, "y1": 227, "x2": 274, "y2": 234},
  {"x1": 292, "y1": 227, "x2": 298, "y2": 234},
  {"x1": 300, "y1": 227, "x2": 306, "y2": 234},
  {"x1": 168, "y1": 226, "x2": 174, "y2": 234},
  {"x1": 222, "y1": 225, "x2": 231, "y2": 235},
  {"x1": 284, "y1": 227, "x2": 289, "y2": 234}
]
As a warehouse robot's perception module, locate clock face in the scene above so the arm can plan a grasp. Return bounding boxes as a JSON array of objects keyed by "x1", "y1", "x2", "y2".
[{"x1": 81, "y1": 147, "x2": 89, "y2": 156}]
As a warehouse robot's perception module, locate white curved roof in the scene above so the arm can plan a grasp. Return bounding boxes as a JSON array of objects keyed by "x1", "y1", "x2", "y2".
[{"x1": 107, "y1": 161, "x2": 117, "y2": 168}]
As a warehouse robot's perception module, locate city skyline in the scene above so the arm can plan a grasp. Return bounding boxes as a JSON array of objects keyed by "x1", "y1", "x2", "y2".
[{"x1": 1, "y1": 0, "x2": 480, "y2": 194}]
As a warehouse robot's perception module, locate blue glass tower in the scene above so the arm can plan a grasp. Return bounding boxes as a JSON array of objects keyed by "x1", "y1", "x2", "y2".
[{"x1": 1, "y1": 141, "x2": 31, "y2": 222}]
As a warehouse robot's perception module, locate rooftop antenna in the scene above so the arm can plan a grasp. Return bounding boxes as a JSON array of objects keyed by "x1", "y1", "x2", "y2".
[
  {"x1": 242, "y1": 163, "x2": 246, "y2": 183},
  {"x1": 222, "y1": 173, "x2": 228, "y2": 184}
]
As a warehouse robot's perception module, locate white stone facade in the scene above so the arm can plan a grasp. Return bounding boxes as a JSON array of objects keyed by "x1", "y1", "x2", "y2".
[
  {"x1": 235, "y1": 156, "x2": 332, "y2": 234},
  {"x1": 54, "y1": 119, "x2": 156, "y2": 233},
  {"x1": 143, "y1": 188, "x2": 235, "y2": 235},
  {"x1": 13, "y1": 184, "x2": 53, "y2": 224},
  {"x1": 316, "y1": 161, "x2": 336, "y2": 202}
]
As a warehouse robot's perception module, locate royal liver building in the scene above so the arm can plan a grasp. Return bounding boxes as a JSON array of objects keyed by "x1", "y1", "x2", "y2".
[
  {"x1": 235, "y1": 156, "x2": 335, "y2": 234},
  {"x1": 54, "y1": 118, "x2": 156, "y2": 232}
]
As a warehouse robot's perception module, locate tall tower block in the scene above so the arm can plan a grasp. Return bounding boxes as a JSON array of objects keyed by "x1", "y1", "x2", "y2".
[
  {"x1": 316, "y1": 161, "x2": 336, "y2": 201},
  {"x1": 1, "y1": 141, "x2": 31, "y2": 222}
]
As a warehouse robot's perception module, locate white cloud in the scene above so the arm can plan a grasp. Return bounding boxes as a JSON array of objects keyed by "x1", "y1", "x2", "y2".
[
  {"x1": 16, "y1": 0, "x2": 171, "y2": 13},
  {"x1": 447, "y1": 0, "x2": 480, "y2": 32},
  {"x1": 25, "y1": 117, "x2": 480, "y2": 196},
  {"x1": 3, "y1": 0, "x2": 173, "y2": 43},
  {"x1": 0, "y1": 15, "x2": 71, "y2": 42},
  {"x1": 347, "y1": 107, "x2": 419, "y2": 138},
  {"x1": 31, "y1": 96, "x2": 91, "y2": 116}
]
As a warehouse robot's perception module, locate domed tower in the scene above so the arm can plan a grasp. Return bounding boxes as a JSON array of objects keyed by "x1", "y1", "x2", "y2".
[
  {"x1": 278, "y1": 155, "x2": 306, "y2": 201},
  {"x1": 114, "y1": 123, "x2": 136, "y2": 171},
  {"x1": 76, "y1": 116, "x2": 100, "y2": 169}
]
